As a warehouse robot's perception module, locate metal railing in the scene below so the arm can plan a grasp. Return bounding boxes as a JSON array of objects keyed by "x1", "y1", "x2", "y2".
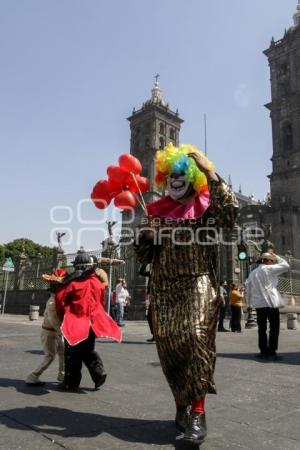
[{"x1": 0, "y1": 250, "x2": 130, "y2": 292}]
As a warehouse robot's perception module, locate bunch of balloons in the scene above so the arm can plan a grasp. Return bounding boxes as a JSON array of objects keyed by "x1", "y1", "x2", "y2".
[{"x1": 91, "y1": 153, "x2": 150, "y2": 211}]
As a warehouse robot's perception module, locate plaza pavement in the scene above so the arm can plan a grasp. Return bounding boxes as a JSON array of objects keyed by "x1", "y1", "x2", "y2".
[{"x1": 0, "y1": 314, "x2": 300, "y2": 450}]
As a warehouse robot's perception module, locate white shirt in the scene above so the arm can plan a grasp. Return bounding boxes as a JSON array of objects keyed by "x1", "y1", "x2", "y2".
[
  {"x1": 115, "y1": 283, "x2": 129, "y2": 304},
  {"x1": 245, "y1": 256, "x2": 289, "y2": 309}
]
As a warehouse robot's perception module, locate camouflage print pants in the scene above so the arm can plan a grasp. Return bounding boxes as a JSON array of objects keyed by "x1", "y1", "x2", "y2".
[{"x1": 151, "y1": 274, "x2": 219, "y2": 407}]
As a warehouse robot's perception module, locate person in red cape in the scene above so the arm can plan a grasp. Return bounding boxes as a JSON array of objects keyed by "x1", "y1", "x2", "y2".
[
  {"x1": 55, "y1": 250, "x2": 122, "y2": 392},
  {"x1": 135, "y1": 144, "x2": 238, "y2": 445}
]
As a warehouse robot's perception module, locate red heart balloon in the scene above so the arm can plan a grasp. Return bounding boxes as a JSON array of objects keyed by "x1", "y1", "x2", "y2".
[
  {"x1": 118, "y1": 154, "x2": 142, "y2": 175},
  {"x1": 91, "y1": 190, "x2": 111, "y2": 209},
  {"x1": 107, "y1": 172, "x2": 131, "y2": 192},
  {"x1": 107, "y1": 165, "x2": 128, "y2": 182},
  {"x1": 127, "y1": 174, "x2": 150, "y2": 193},
  {"x1": 114, "y1": 191, "x2": 137, "y2": 210},
  {"x1": 91, "y1": 180, "x2": 112, "y2": 209},
  {"x1": 92, "y1": 179, "x2": 110, "y2": 196}
]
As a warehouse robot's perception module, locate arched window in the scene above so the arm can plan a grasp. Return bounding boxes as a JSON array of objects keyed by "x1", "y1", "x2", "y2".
[{"x1": 281, "y1": 122, "x2": 293, "y2": 151}]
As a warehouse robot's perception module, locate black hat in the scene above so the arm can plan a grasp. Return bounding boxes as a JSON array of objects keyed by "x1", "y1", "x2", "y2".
[
  {"x1": 90, "y1": 255, "x2": 98, "y2": 265},
  {"x1": 73, "y1": 250, "x2": 93, "y2": 269}
]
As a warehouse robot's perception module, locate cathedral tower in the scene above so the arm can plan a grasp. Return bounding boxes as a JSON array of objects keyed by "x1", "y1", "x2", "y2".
[
  {"x1": 123, "y1": 79, "x2": 183, "y2": 318},
  {"x1": 264, "y1": 4, "x2": 300, "y2": 257},
  {"x1": 127, "y1": 77, "x2": 183, "y2": 197}
]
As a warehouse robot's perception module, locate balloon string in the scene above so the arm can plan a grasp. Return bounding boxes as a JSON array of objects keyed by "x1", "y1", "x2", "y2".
[
  {"x1": 135, "y1": 194, "x2": 147, "y2": 215},
  {"x1": 130, "y1": 172, "x2": 148, "y2": 215}
]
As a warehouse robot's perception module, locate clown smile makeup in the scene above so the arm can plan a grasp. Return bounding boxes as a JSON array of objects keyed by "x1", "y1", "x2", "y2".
[{"x1": 167, "y1": 173, "x2": 191, "y2": 200}]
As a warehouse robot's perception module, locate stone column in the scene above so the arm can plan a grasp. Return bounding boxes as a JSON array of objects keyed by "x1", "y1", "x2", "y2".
[
  {"x1": 52, "y1": 247, "x2": 65, "y2": 269},
  {"x1": 13, "y1": 253, "x2": 27, "y2": 290}
]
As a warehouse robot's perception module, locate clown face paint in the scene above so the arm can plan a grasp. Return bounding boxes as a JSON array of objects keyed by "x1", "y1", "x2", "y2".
[{"x1": 167, "y1": 173, "x2": 192, "y2": 200}]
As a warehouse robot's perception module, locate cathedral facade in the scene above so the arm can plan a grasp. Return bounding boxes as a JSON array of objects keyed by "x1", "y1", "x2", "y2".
[{"x1": 263, "y1": 4, "x2": 300, "y2": 258}]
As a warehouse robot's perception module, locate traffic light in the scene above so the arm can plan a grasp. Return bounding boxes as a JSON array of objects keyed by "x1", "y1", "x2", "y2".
[{"x1": 237, "y1": 242, "x2": 248, "y2": 261}]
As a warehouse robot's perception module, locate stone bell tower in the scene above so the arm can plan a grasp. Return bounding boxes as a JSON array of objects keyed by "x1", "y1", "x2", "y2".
[
  {"x1": 127, "y1": 76, "x2": 184, "y2": 199},
  {"x1": 123, "y1": 78, "x2": 184, "y2": 319},
  {"x1": 264, "y1": 3, "x2": 300, "y2": 257}
]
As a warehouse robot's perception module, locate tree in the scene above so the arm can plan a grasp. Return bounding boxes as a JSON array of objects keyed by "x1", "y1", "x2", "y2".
[
  {"x1": 2, "y1": 239, "x2": 53, "y2": 262},
  {"x1": 0, "y1": 245, "x2": 5, "y2": 265}
]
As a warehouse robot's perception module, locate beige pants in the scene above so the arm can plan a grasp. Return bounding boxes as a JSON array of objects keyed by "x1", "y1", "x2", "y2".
[{"x1": 26, "y1": 329, "x2": 65, "y2": 384}]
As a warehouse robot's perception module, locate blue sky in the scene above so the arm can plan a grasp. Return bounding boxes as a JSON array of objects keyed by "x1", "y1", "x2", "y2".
[{"x1": 0, "y1": 0, "x2": 297, "y2": 252}]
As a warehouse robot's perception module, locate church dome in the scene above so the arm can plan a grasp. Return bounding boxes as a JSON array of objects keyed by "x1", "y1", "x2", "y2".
[
  {"x1": 144, "y1": 79, "x2": 169, "y2": 108},
  {"x1": 293, "y1": 3, "x2": 300, "y2": 27}
]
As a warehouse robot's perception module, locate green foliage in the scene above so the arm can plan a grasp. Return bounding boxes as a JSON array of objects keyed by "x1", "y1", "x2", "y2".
[
  {"x1": 0, "y1": 245, "x2": 5, "y2": 265},
  {"x1": 2, "y1": 239, "x2": 53, "y2": 263}
]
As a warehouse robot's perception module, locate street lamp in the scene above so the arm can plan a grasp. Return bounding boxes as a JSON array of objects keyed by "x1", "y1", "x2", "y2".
[
  {"x1": 101, "y1": 221, "x2": 120, "y2": 316},
  {"x1": 30, "y1": 253, "x2": 42, "y2": 289}
]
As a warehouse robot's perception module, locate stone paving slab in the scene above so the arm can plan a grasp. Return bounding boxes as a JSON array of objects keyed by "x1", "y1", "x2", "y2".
[{"x1": 0, "y1": 316, "x2": 300, "y2": 449}]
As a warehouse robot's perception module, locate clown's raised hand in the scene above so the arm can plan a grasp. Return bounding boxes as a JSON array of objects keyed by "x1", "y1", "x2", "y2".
[{"x1": 188, "y1": 152, "x2": 218, "y2": 182}]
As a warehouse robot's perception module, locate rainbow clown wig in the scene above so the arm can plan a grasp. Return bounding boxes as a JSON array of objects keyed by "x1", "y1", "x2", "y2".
[{"x1": 154, "y1": 143, "x2": 215, "y2": 194}]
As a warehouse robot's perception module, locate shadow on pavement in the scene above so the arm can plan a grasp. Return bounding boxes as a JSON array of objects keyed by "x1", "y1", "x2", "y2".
[
  {"x1": 218, "y1": 352, "x2": 300, "y2": 365},
  {"x1": 121, "y1": 340, "x2": 157, "y2": 345},
  {"x1": 24, "y1": 350, "x2": 44, "y2": 355},
  {"x1": 0, "y1": 378, "x2": 58, "y2": 396},
  {"x1": 96, "y1": 340, "x2": 155, "y2": 345},
  {"x1": 0, "y1": 405, "x2": 197, "y2": 448}
]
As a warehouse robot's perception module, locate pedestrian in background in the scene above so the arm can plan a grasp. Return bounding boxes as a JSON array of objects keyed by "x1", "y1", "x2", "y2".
[
  {"x1": 229, "y1": 283, "x2": 243, "y2": 332},
  {"x1": 218, "y1": 281, "x2": 229, "y2": 332},
  {"x1": 139, "y1": 264, "x2": 155, "y2": 342},
  {"x1": 115, "y1": 278, "x2": 130, "y2": 327},
  {"x1": 245, "y1": 252, "x2": 289, "y2": 360}
]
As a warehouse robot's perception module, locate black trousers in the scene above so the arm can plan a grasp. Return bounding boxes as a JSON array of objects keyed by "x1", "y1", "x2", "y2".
[
  {"x1": 147, "y1": 303, "x2": 154, "y2": 335},
  {"x1": 218, "y1": 304, "x2": 227, "y2": 330},
  {"x1": 231, "y1": 305, "x2": 242, "y2": 332},
  {"x1": 256, "y1": 307, "x2": 280, "y2": 355},
  {"x1": 64, "y1": 328, "x2": 105, "y2": 389}
]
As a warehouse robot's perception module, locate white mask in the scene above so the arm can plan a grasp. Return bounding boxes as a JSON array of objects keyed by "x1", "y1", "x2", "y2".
[{"x1": 167, "y1": 173, "x2": 191, "y2": 200}]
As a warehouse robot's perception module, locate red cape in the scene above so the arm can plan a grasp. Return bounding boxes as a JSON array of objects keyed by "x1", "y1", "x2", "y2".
[{"x1": 55, "y1": 273, "x2": 121, "y2": 345}]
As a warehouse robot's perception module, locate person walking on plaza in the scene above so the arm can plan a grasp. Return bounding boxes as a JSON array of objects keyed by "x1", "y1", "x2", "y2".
[
  {"x1": 245, "y1": 252, "x2": 289, "y2": 360},
  {"x1": 115, "y1": 278, "x2": 130, "y2": 327},
  {"x1": 218, "y1": 280, "x2": 229, "y2": 332},
  {"x1": 26, "y1": 269, "x2": 67, "y2": 386},
  {"x1": 55, "y1": 250, "x2": 122, "y2": 392},
  {"x1": 139, "y1": 264, "x2": 155, "y2": 342},
  {"x1": 229, "y1": 283, "x2": 243, "y2": 333},
  {"x1": 135, "y1": 144, "x2": 238, "y2": 444}
]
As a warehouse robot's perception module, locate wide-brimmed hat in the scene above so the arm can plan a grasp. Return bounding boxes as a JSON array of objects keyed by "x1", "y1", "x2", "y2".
[
  {"x1": 261, "y1": 252, "x2": 277, "y2": 263},
  {"x1": 42, "y1": 268, "x2": 67, "y2": 283},
  {"x1": 72, "y1": 250, "x2": 93, "y2": 268}
]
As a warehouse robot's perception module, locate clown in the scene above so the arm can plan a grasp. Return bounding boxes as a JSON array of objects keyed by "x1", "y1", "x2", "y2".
[{"x1": 135, "y1": 143, "x2": 238, "y2": 444}]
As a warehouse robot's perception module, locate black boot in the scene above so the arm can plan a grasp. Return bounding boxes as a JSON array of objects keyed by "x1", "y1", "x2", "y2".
[
  {"x1": 183, "y1": 412, "x2": 207, "y2": 444},
  {"x1": 94, "y1": 372, "x2": 107, "y2": 390},
  {"x1": 175, "y1": 406, "x2": 189, "y2": 432}
]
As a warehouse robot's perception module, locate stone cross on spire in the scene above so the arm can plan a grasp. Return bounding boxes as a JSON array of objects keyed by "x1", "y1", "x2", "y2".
[
  {"x1": 145, "y1": 75, "x2": 168, "y2": 108},
  {"x1": 293, "y1": 1, "x2": 300, "y2": 26}
]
